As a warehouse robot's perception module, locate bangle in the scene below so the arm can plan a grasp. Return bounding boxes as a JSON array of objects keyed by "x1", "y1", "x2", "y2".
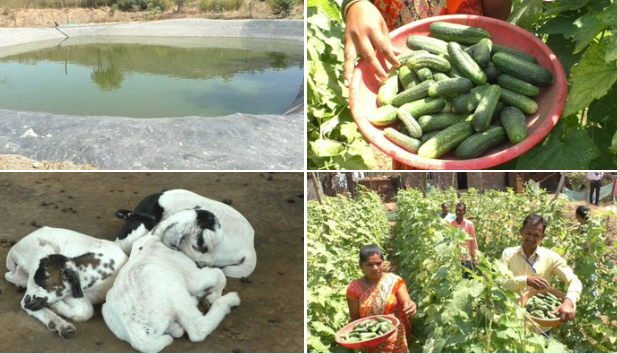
[{"x1": 340, "y1": 0, "x2": 368, "y2": 21}]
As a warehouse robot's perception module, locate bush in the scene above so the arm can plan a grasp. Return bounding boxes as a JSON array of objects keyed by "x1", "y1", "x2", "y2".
[
  {"x1": 147, "y1": 0, "x2": 171, "y2": 10},
  {"x1": 198, "y1": 0, "x2": 243, "y2": 12},
  {"x1": 117, "y1": 0, "x2": 170, "y2": 11},
  {"x1": 269, "y1": 0, "x2": 294, "y2": 18}
]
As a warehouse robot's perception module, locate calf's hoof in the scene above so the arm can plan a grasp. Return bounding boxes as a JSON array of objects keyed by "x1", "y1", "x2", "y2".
[{"x1": 59, "y1": 324, "x2": 76, "y2": 339}]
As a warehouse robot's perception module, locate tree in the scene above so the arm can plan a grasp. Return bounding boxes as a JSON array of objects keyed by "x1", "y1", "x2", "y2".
[{"x1": 174, "y1": 0, "x2": 184, "y2": 12}]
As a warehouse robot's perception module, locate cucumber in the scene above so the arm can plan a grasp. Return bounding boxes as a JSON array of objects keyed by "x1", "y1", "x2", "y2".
[
  {"x1": 433, "y1": 72, "x2": 451, "y2": 82},
  {"x1": 484, "y1": 62, "x2": 500, "y2": 83},
  {"x1": 399, "y1": 65, "x2": 420, "y2": 90},
  {"x1": 452, "y1": 85, "x2": 490, "y2": 114},
  {"x1": 447, "y1": 42, "x2": 487, "y2": 85},
  {"x1": 492, "y1": 44, "x2": 538, "y2": 63},
  {"x1": 472, "y1": 38, "x2": 492, "y2": 68},
  {"x1": 492, "y1": 101, "x2": 506, "y2": 122},
  {"x1": 472, "y1": 85, "x2": 502, "y2": 132},
  {"x1": 377, "y1": 75, "x2": 399, "y2": 106},
  {"x1": 465, "y1": 43, "x2": 477, "y2": 56},
  {"x1": 448, "y1": 64, "x2": 466, "y2": 79},
  {"x1": 392, "y1": 80, "x2": 434, "y2": 106},
  {"x1": 368, "y1": 105, "x2": 398, "y2": 126},
  {"x1": 455, "y1": 126, "x2": 507, "y2": 159},
  {"x1": 497, "y1": 74, "x2": 540, "y2": 97},
  {"x1": 441, "y1": 100, "x2": 452, "y2": 113},
  {"x1": 500, "y1": 106, "x2": 528, "y2": 144},
  {"x1": 418, "y1": 121, "x2": 474, "y2": 158},
  {"x1": 406, "y1": 35, "x2": 449, "y2": 56},
  {"x1": 397, "y1": 109, "x2": 423, "y2": 138},
  {"x1": 428, "y1": 78, "x2": 473, "y2": 98},
  {"x1": 499, "y1": 88, "x2": 539, "y2": 115},
  {"x1": 407, "y1": 53, "x2": 451, "y2": 72},
  {"x1": 429, "y1": 22, "x2": 490, "y2": 45},
  {"x1": 415, "y1": 67, "x2": 433, "y2": 81},
  {"x1": 384, "y1": 128, "x2": 422, "y2": 153},
  {"x1": 492, "y1": 52, "x2": 553, "y2": 87},
  {"x1": 399, "y1": 97, "x2": 446, "y2": 118},
  {"x1": 418, "y1": 113, "x2": 469, "y2": 132},
  {"x1": 397, "y1": 50, "x2": 429, "y2": 65},
  {"x1": 420, "y1": 130, "x2": 442, "y2": 143}
]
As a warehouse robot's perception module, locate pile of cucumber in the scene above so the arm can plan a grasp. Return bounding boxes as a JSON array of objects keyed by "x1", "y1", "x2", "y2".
[
  {"x1": 372, "y1": 21, "x2": 554, "y2": 160},
  {"x1": 525, "y1": 292, "x2": 562, "y2": 320},
  {"x1": 339, "y1": 317, "x2": 394, "y2": 344}
]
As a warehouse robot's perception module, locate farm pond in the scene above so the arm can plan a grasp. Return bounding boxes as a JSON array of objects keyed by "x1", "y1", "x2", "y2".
[{"x1": 0, "y1": 36, "x2": 303, "y2": 117}]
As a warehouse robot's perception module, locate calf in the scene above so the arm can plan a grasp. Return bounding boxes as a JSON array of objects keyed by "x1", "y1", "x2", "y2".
[
  {"x1": 115, "y1": 189, "x2": 256, "y2": 278},
  {"x1": 102, "y1": 209, "x2": 240, "y2": 353},
  {"x1": 4, "y1": 227, "x2": 128, "y2": 338}
]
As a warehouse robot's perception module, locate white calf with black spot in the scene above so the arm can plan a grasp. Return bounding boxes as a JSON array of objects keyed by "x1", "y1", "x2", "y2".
[
  {"x1": 4, "y1": 227, "x2": 128, "y2": 338},
  {"x1": 114, "y1": 189, "x2": 256, "y2": 277},
  {"x1": 103, "y1": 223, "x2": 240, "y2": 353}
]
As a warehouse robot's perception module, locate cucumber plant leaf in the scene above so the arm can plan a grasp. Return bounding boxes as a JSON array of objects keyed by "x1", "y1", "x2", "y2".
[
  {"x1": 516, "y1": 120, "x2": 600, "y2": 169},
  {"x1": 563, "y1": 41, "x2": 617, "y2": 117}
]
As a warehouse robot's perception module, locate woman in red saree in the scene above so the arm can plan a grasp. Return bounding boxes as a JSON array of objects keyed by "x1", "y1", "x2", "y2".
[
  {"x1": 341, "y1": 0, "x2": 514, "y2": 85},
  {"x1": 346, "y1": 245, "x2": 416, "y2": 352}
]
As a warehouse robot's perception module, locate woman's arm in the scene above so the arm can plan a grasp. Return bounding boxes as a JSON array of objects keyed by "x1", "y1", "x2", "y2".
[
  {"x1": 347, "y1": 296, "x2": 361, "y2": 321},
  {"x1": 396, "y1": 283, "x2": 417, "y2": 321},
  {"x1": 482, "y1": 0, "x2": 513, "y2": 21}
]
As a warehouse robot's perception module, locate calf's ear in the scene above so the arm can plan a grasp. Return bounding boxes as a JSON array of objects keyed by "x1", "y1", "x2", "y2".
[
  {"x1": 134, "y1": 212, "x2": 156, "y2": 222},
  {"x1": 63, "y1": 269, "x2": 83, "y2": 298},
  {"x1": 116, "y1": 209, "x2": 134, "y2": 220},
  {"x1": 159, "y1": 222, "x2": 190, "y2": 249}
]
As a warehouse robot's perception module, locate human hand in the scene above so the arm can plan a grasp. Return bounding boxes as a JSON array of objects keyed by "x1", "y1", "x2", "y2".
[
  {"x1": 403, "y1": 301, "x2": 417, "y2": 320},
  {"x1": 343, "y1": 1, "x2": 399, "y2": 86},
  {"x1": 553, "y1": 298, "x2": 575, "y2": 322},
  {"x1": 526, "y1": 276, "x2": 549, "y2": 290}
]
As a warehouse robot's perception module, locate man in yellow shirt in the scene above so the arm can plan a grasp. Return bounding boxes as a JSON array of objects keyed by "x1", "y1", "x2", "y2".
[{"x1": 501, "y1": 214, "x2": 582, "y2": 323}]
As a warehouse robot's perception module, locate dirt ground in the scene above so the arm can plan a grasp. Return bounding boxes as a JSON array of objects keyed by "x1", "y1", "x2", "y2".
[
  {"x1": 0, "y1": 154, "x2": 99, "y2": 170},
  {"x1": 0, "y1": 172, "x2": 304, "y2": 353},
  {"x1": 0, "y1": 3, "x2": 304, "y2": 28}
]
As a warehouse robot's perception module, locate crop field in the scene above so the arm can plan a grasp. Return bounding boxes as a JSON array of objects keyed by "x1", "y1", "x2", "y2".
[{"x1": 307, "y1": 186, "x2": 617, "y2": 353}]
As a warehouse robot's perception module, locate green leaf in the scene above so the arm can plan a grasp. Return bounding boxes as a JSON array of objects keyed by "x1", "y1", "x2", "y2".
[
  {"x1": 571, "y1": 12, "x2": 605, "y2": 53},
  {"x1": 516, "y1": 120, "x2": 600, "y2": 169},
  {"x1": 507, "y1": 0, "x2": 543, "y2": 30},
  {"x1": 537, "y1": 13, "x2": 578, "y2": 37},
  {"x1": 307, "y1": 0, "x2": 341, "y2": 21},
  {"x1": 320, "y1": 116, "x2": 340, "y2": 136},
  {"x1": 563, "y1": 41, "x2": 617, "y2": 117},
  {"x1": 311, "y1": 139, "x2": 344, "y2": 157},
  {"x1": 597, "y1": 2, "x2": 617, "y2": 26},
  {"x1": 546, "y1": 34, "x2": 582, "y2": 78},
  {"x1": 312, "y1": 322, "x2": 336, "y2": 335},
  {"x1": 588, "y1": 85, "x2": 617, "y2": 123},
  {"x1": 610, "y1": 131, "x2": 617, "y2": 154},
  {"x1": 606, "y1": 31, "x2": 617, "y2": 62}
]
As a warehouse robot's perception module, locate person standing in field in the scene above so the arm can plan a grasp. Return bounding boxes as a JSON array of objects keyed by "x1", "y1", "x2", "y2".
[
  {"x1": 500, "y1": 214, "x2": 582, "y2": 327},
  {"x1": 346, "y1": 245, "x2": 417, "y2": 352},
  {"x1": 587, "y1": 172, "x2": 604, "y2": 206},
  {"x1": 439, "y1": 202, "x2": 456, "y2": 223},
  {"x1": 340, "y1": 0, "x2": 513, "y2": 85},
  {"x1": 450, "y1": 202, "x2": 478, "y2": 278}
]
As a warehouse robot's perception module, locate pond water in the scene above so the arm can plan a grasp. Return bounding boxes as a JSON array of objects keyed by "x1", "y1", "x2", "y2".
[{"x1": 0, "y1": 37, "x2": 304, "y2": 117}]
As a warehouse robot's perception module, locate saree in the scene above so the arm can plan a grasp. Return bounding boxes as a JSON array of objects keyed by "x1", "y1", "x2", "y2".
[
  {"x1": 371, "y1": 0, "x2": 484, "y2": 31},
  {"x1": 347, "y1": 273, "x2": 410, "y2": 353}
]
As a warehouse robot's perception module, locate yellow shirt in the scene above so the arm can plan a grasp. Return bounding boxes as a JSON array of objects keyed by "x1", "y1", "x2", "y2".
[{"x1": 500, "y1": 246, "x2": 582, "y2": 305}]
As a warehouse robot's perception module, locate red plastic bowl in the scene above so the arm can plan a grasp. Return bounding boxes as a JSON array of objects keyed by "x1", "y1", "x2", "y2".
[
  {"x1": 349, "y1": 14, "x2": 567, "y2": 170},
  {"x1": 334, "y1": 315, "x2": 399, "y2": 349}
]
